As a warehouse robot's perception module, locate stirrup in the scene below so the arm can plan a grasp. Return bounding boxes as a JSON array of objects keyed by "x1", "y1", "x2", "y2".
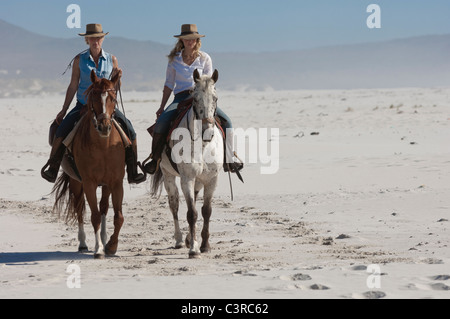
[
  {"x1": 224, "y1": 151, "x2": 244, "y2": 173},
  {"x1": 41, "y1": 161, "x2": 58, "y2": 183},
  {"x1": 224, "y1": 161, "x2": 243, "y2": 173},
  {"x1": 128, "y1": 172, "x2": 146, "y2": 184},
  {"x1": 143, "y1": 158, "x2": 160, "y2": 175}
]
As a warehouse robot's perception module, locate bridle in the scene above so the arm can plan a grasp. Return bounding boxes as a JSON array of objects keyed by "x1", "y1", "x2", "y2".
[
  {"x1": 192, "y1": 94, "x2": 218, "y2": 125},
  {"x1": 88, "y1": 87, "x2": 117, "y2": 131}
]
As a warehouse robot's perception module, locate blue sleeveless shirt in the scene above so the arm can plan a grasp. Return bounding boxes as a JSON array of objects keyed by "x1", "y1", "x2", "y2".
[{"x1": 77, "y1": 49, "x2": 114, "y2": 105}]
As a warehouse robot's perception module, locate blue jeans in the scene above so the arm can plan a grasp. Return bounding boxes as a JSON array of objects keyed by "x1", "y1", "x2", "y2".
[
  {"x1": 56, "y1": 101, "x2": 137, "y2": 141},
  {"x1": 153, "y1": 91, "x2": 232, "y2": 135}
]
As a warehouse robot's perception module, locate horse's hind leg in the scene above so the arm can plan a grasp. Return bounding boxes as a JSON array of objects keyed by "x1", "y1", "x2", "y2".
[
  {"x1": 163, "y1": 172, "x2": 182, "y2": 249},
  {"x1": 105, "y1": 183, "x2": 124, "y2": 256},
  {"x1": 201, "y1": 176, "x2": 218, "y2": 254}
]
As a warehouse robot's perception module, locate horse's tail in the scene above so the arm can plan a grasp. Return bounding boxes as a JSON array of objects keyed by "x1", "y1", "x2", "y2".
[
  {"x1": 51, "y1": 172, "x2": 85, "y2": 225},
  {"x1": 150, "y1": 167, "x2": 164, "y2": 197}
]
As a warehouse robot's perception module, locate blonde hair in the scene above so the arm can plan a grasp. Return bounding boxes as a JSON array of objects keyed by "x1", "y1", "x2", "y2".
[{"x1": 168, "y1": 39, "x2": 202, "y2": 62}]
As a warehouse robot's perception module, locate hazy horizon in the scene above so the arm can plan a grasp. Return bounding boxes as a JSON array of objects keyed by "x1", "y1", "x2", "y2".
[
  {"x1": 1, "y1": 0, "x2": 450, "y2": 53},
  {"x1": 2, "y1": 16, "x2": 450, "y2": 96}
]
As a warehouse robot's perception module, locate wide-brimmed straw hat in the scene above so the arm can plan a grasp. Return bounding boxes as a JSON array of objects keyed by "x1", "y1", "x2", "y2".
[
  {"x1": 174, "y1": 24, "x2": 205, "y2": 40},
  {"x1": 78, "y1": 24, "x2": 109, "y2": 37}
]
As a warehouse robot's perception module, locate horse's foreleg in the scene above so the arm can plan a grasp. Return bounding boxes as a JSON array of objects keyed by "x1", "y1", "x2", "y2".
[
  {"x1": 201, "y1": 176, "x2": 218, "y2": 254},
  {"x1": 84, "y1": 182, "x2": 104, "y2": 259},
  {"x1": 105, "y1": 183, "x2": 124, "y2": 256},
  {"x1": 181, "y1": 177, "x2": 200, "y2": 258},
  {"x1": 163, "y1": 173, "x2": 182, "y2": 249},
  {"x1": 100, "y1": 186, "x2": 111, "y2": 247},
  {"x1": 78, "y1": 223, "x2": 88, "y2": 252}
]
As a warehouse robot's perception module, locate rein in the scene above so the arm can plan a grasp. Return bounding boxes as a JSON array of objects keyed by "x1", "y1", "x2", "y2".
[{"x1": 189, "y1": 100, "x2": 217, "y2": 143}]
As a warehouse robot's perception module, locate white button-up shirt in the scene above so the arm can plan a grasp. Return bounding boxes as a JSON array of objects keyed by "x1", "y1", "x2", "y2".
[{"x1": 164, "y1": 51, "x2": 213, "y2": 95}]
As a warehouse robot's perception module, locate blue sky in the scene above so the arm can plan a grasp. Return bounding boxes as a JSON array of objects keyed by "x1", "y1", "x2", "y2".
[{"x1": 1, "y1": 0, "x2": 449, "y2": 52}]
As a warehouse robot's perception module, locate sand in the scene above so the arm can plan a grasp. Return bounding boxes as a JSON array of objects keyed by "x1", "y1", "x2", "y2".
[{"x1": 1, "y1": 88, "x2": 449, "y2": 299}]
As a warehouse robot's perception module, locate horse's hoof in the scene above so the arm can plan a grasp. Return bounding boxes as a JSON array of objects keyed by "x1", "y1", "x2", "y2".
[
  {"x1": 200, "y1": 247, "x2": 211, "y2": 254},
  {"x1": 94, "y1": 253, "x2": 105, "y2": 260},
  {"x1": 78, "y1": 246, "x2": 88, "y2": 253},
  {"x1": 105, "y1": 250, "x2": 117, "y2": 257},
  {"x1": 105, "y1": 244, "x2": 117, "y2": 256},
  {"x1": 189, "y1": 252, "x2": 201, "y2": 259},
  {"x1": 175, "y1": 242, "x2": 184, "y2": 249}
]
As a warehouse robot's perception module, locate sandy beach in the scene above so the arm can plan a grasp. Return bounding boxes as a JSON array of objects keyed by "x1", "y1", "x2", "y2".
[{"x1": 1, "y1": 87, "x2": 449, "y2": 299}]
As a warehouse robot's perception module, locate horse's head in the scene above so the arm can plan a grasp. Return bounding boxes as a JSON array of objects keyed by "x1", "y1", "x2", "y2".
[
  {"x1": 86, "y1": 69, "x2": 120, "y2": 138},
  {"x1": 191, "y1": 69, "x2": 219, "y2": 142}
]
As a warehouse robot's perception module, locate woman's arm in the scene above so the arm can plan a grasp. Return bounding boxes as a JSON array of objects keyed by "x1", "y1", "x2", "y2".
[
  {"x1": 157, "y1": 85, "x2": 173, "y2": 118},
  {"x1": 57, "y1": 55, "x2": 80, "y2": 124},
  {"x1": 156, "y1": 62, "x2": 175, "y2": 118}
]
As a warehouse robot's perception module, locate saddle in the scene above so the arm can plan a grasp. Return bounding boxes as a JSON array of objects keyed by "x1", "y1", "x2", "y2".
[
  {"x1": 147, "y1": 98, "x2": 225, "y2": 141},
  {"x1": 48, "y1": 115, "x2": 132, "y2": 183},
  {"x1": 167, "y1": 97, "x2": 195, "y2": 143},
  {"x1": 146, "y1": 98, "x2": 195, "y2": 138}
]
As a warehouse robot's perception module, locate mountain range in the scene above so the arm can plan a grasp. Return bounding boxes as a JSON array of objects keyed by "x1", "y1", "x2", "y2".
[{"x1": 1, "y1": 19, "x2": 449, "y2": 97}]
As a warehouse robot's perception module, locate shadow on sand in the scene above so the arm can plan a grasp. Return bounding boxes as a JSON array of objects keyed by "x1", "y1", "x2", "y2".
[{"x1": 0, "y1": 251, "x2": 92, "y2": 264}]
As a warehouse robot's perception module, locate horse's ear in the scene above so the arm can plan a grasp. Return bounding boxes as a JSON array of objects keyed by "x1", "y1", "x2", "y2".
[
  {"x1": 212, "y1": 69, "x2": 219, "y2": 83},
  {"x1": 193, "y1": 69, "x2": 201, "y2": 83},
  {"x1": 111, "y1": 68, "x2": 122, "y2": 86},
  {"x1": 90, "y1": 69, "x2": 98, "y2": 83}
]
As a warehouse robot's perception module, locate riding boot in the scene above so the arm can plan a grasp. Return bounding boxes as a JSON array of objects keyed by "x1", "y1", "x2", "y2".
[
  {"x1": 41, "y1": 137, "x2": 66, "y2": 183},
  {"x1": 222, "y1": 128, "x2": 244, "y2": 173},
  {"x1": 125, "y1": 140, "x2": 146, "y2": 184},
  {"x1": 143, "y1": 133, "x2": 166, "y2": 175}
]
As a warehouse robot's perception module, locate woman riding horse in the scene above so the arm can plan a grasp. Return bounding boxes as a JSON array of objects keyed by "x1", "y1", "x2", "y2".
[
  {"x1": 143, "y1": 24, "x2": 243, "y2": 175},
  {"x1": 41, "y1": 23, "x2": 146, "y2": 184}
]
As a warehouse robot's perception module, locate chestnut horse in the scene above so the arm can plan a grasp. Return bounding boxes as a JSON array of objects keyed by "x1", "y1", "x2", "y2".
[{"x1": 52, "y1": 69, "x2": 126, "y2": 259}]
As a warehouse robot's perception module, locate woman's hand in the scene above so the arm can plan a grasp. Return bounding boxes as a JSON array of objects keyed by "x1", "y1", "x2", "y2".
[
  {"x1": 156, "y1": 106, "x2": 164, "y2": 119},
  {"x1": 56, "y1": 108, "x2": 67, "y2": 125}
]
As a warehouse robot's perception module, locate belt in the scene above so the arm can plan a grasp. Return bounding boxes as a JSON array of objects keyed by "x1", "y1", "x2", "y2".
[{"x1": 175, "y1": 90, "x2": 192, "y2": 98}]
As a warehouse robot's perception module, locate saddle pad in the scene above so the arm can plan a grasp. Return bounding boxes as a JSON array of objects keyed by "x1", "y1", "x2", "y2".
[
  {"x1": 63, "y1": 115, "x2": 86, "y2": 153},
  {"x1": 167, "y1": 99, "x2": 194, "y2": 143}
]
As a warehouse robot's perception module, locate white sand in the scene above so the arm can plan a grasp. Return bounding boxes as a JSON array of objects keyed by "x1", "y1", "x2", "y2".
[{"x1": 1, "y1": 88, "x2": 450, "y2": 299}]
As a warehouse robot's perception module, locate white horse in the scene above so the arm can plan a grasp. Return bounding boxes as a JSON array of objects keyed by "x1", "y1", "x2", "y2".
[{"x1": 151, "y1": 69, "x2": 224, "y2": 258}]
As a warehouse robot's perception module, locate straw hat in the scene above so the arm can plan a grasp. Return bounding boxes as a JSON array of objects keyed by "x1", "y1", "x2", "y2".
[
  {"x1": 78, "y1": 24, "x2": 109, "y2": 37},
  {"x1": 174, "y1": 24, "x2": 205, "y2": 40}
]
